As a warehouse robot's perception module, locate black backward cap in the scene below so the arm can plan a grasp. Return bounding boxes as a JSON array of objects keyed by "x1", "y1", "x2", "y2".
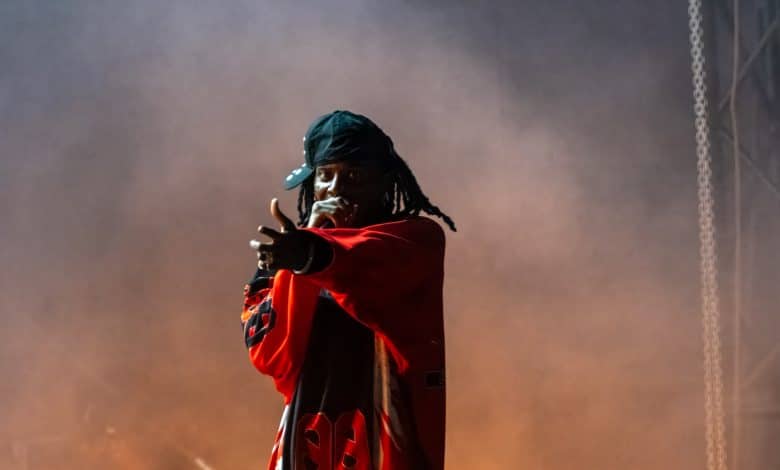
[{"x1": 283, "y1": 110, "x2": 395, "y2": 190}]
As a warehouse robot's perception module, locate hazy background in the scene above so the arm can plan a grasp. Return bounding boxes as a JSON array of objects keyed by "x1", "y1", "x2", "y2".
[{"x1": 1, "y1": 1, "x2": 708, "y2": 468}]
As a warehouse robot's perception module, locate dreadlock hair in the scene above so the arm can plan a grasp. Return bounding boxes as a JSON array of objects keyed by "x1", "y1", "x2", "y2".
[{"x1": 295, "y1": 149, "x2": 456, "y2": 232}]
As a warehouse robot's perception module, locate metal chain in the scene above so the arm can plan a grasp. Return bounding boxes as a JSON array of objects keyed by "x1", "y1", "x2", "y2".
[
  {"x1": 729, "y1": 1, "x2": 743, "y2": 469},
  {"x1": 687, "y1": 1, "x2": 728, "y2": 470}
]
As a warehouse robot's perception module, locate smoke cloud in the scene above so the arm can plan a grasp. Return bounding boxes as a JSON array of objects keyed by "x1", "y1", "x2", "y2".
[{"x1": 1, "y1": 1, "x2": 717, "y2": 468}]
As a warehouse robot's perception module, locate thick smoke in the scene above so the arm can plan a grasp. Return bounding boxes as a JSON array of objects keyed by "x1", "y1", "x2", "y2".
[{"x1": 1, "y1": 1, "x2": 720, "y2": 468}]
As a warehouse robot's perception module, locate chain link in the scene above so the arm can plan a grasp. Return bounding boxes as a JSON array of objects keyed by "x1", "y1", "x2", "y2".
[{"x1": 688, "y1": 1, "x2": 728, "y2": 469}]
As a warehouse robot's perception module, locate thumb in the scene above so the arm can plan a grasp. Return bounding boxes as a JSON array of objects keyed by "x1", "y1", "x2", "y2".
[{"x1": 270, "y1": 198, "x2": 296, "y2": 232}]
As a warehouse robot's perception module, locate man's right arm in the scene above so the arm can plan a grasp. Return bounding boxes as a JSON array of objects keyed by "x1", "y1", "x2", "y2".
[{"x1": 239, "y1": 267, "x2": 322, "y2": 402}]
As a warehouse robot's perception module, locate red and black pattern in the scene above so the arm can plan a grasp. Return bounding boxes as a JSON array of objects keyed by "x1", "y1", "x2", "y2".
[
  {"x1": 242, "y1": 297, "x2": 275, "y2": 349},
  {"x1": 241, "y1": 273, "x2": 275, "y2": 348}
]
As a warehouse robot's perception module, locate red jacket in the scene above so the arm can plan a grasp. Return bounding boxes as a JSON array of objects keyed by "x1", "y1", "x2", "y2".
[{"x1": 241, "y1": 216, "x2": 446, "y2": 470}]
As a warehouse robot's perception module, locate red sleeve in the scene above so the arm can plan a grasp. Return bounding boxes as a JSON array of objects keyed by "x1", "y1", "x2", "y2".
[
  {"x1": 301, "y1": 216, "x2": 446, "y2": 373},
  {"x1": 241, "y1": 269, "x2": 321, "y2": 402}
]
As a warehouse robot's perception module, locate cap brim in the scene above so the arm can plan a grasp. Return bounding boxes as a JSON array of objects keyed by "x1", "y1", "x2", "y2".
[{"x1": 283, "y1": 164, "x2": 313, "y2": 190}]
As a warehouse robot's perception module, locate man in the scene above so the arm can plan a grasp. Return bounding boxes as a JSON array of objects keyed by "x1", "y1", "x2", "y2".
[{"x1": 242, "y1": 110, "x2": 455, "y2": 470}]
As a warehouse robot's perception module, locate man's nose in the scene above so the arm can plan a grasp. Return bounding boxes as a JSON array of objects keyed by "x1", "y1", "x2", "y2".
[{"x1": 326, "y1": 172, "x2": 344, "y2": 197}]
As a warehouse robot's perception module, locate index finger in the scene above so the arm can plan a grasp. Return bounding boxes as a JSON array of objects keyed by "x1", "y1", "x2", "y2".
[{"x1": 257, "y1": 225, "x2": 283, "y2": 240}]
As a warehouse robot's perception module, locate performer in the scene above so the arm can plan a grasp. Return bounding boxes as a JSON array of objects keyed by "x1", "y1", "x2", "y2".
[{"x1": 242, "y1": 110, "x2": 455, "y2": 470}]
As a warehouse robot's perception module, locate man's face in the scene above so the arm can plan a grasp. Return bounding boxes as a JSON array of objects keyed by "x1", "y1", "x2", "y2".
[{"x1": 312, "y1": 160, "x2": 390, "y2": 227}]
